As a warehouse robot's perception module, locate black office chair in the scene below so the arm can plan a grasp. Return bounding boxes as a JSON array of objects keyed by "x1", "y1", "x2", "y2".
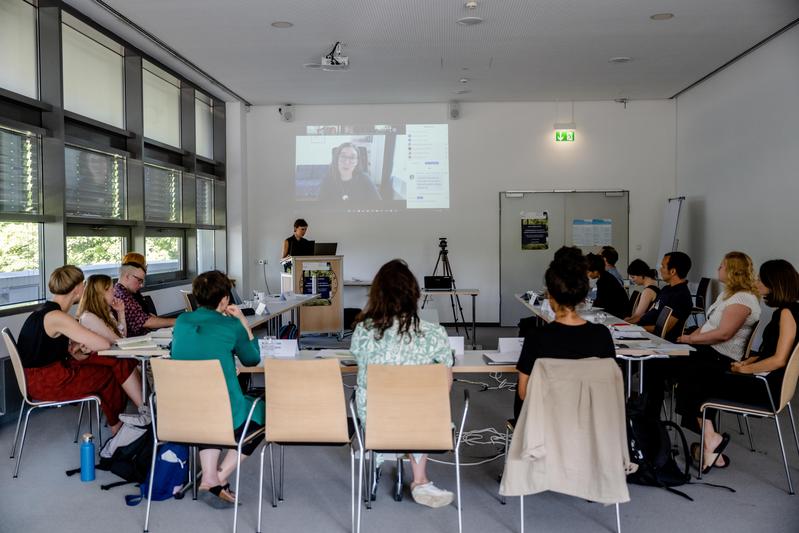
[{"x1": 690, "y1": 277, "x2": 711, "y2": 326}]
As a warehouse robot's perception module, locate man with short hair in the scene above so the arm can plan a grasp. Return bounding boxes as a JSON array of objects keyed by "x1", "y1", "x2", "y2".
[
  {"x1": 637, "y1": 251, "x2": 693, "y2": 341},
  {"x1": 113, "y1": 261, "x2": 175, "y2": 337},
  {"x1": 600, "y1": 246, "x2": 624, "y2": 286}
]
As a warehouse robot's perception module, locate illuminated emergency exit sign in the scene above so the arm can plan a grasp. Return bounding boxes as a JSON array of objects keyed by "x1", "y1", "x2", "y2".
[{"x1": 555, "y1": 130, "x2": 575, "y2": 142}]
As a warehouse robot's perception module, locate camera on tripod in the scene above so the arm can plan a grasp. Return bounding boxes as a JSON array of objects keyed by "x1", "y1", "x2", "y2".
[{"x1": 438, "y1": 237, "x2": 448, "y2": 252}]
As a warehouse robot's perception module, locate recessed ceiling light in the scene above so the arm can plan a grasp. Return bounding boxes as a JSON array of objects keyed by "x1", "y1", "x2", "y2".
[
  {"x1": 271, "y1": 21, "x2": 294, "y2": 28},
  {"x1": 303, "y1": 63, "x2": 322, "y2": 69},
  {"x1": 456, "y1": 16, "x2": 483, "y2": 26},
  {"x1": 608, "y1": 56, "x2": 633, "y2": 64},
  {"x1": 459, "y1": 77, "x2": 469, "y2": 84},
  {"x1": 650, "y1": 13, "x2": 674, "y2": 21},
  {"x1": 455, "y1": 89, "x2": 471, "y2": 95}
]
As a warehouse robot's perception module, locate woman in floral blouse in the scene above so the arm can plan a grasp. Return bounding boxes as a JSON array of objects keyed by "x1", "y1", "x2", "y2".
[{"x1": 350, "y1": 259, "x2": 454, "y2": 509}]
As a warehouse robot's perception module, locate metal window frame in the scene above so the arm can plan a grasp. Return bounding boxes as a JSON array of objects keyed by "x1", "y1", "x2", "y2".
[{"x1": 144, "y1": 227, "x2": 187, "y2": 283}]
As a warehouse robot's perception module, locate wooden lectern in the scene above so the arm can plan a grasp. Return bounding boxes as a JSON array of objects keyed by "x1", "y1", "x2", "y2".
[{"x1": 280, "y1": 255, "x2": 344, "y2": 337}]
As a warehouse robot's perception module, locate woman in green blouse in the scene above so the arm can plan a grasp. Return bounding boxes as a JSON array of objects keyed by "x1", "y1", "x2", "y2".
[
  {"x1": 350, "y1": 259, "x2": 454, "y2": 509},
  {"x1": 171, "y1": 270, "x2": 264, "y2": 507}
]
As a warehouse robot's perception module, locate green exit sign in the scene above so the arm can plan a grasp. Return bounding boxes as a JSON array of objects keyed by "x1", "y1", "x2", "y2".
[{"x1": 555, "y1": 130, "x2": 575, "y2": 142}]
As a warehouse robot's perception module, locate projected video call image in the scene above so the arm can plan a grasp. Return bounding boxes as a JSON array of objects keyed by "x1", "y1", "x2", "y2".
[{"x1": 294, "y1": 124, "x2": 449, "y2": 210}]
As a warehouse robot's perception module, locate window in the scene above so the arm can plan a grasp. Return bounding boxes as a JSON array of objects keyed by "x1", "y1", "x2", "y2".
[
  {"x1": 65, "y1": 146, "x2": 126, "y2": 219},
  {"x1": 0, "y1": 0, "x2": 38, "y2": 99},
  {"x1": 144, "y1": 164, "x2": 182, "y2": 222},
  {"x1": 62, "y1": 13, "x2": 125, "y2": 128},
  {"x1": 143, "y1": 61, "x2": 181, "y2": 147},
  {"x1": 197, "y1": 229, "x2": 215, "y2": 273},
  {"x1": 66, "y1": 231, "x2": 126, "y2": 278},
  {"x1": 196, "y1": 177, "x2": 214, "y2": 226},
  {"x1": 195, "y1": 94, "x2": 213, "y2": 159},
  {"x1": 0, "y1": 125, "x2": 41, "y2": 214},
  {"x1": 145, "y1": 232, "x2": 184, "y2": 279},
  {"x1": 0, "y1": 221, "x2": 42, "y2": 305}
]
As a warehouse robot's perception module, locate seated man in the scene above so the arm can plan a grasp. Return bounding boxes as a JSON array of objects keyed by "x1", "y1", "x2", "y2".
[
  {"x1": 636, "y1": 251, "x2": 693, "y2": 341},
  {"x1": 113, "y1": 260, "x2": 175, "y2": 337},
  {"x1": 601, "y1": 246, "x2": 625, "y2": 286},
  {"x1": 586, "y1": 253, "x2": 630, "y2": 319}
]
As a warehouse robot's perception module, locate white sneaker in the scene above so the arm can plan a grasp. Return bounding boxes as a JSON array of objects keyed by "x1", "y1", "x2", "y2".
[{"x1": 411, "y1": 482, "x2": 454, "y2": 508}]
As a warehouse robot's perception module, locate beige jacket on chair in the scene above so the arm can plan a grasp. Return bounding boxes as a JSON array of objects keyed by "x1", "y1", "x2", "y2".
[{"x1": 500, "y1": 357, "x2": 631, "y2": 504}]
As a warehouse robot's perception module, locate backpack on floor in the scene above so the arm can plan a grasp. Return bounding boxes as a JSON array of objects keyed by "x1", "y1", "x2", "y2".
[
  {"x1": 125, "y1": 443, "x2": 189, "y2": 506},
  {"x1": 626, "y1": 395, "x2": 694, "y2": 499},
  {"x1": 279, "y1": 321, "x2": 298, "y2": 339}
]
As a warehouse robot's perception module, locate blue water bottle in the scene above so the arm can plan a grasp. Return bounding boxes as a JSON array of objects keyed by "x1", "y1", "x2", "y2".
[{"x1": 80, "y1": 433, "x2": 95, "y2": 482}]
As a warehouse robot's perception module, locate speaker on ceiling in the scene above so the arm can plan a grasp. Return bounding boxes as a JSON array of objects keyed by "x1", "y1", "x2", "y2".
[
  {"x1": 278, "y1": 104, "x2": 294, "y2": 122},
  {"x1": 448, "y1": 101, "x2": 460, "y2": 120}
]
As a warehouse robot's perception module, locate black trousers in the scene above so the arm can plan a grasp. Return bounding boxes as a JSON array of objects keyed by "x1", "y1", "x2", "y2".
[{"x1": 675, "y1": 346, "x2": 733, "y2": 433}]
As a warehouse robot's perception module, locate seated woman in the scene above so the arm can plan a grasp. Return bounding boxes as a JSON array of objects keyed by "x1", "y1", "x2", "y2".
[
  {"x1": 516, "y1": 247, "x2": 616, "y2": 421},
  {"x1": 350, "y1": 259, "x2": 454, "y2": 509},
  {"x1": 16, "y1": 266, "x2": 143, "y2": 436},
  {"x1": 625, "y1": 259, "x2": 660, "y2": 323},
  {"x1": 586, "y1": 252, "x2": 629, "y2": 318},
  {"x1": 674, "y1": 252, "x2": 762, "y2": 471},
  {"x1": 170, "y1": 270, "x2": 264, "y2": 507},
  {"x1": 78, "y1": 274, "x2": 127, "y2": 342}
]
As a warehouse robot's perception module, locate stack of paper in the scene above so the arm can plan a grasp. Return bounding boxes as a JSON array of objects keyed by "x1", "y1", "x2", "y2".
[{"x1": 115, "y1": 335, "x2": 158, "y2": 350}]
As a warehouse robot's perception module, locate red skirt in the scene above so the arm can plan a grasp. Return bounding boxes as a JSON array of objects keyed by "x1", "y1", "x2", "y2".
[{"x1": 24, "y1": 354, "x2": 138, "y2": 426}]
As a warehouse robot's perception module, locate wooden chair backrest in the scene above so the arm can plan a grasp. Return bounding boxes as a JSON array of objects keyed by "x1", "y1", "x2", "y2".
[
  {"x1": 150, "y1": 358, "x2": 236, "y2": 446},
  {"x1": 743, "y1": 321, "x2": 760, "y2": 359},
  {"x1": 778, "y1": 342, "x2": 799, "y2": 412},
  {"x1": 180, "y1": 290, "x2": 197, "y2": 312},
  {"x1": 265, "y1": 359, "x2": 348, "y2": 444},
  {"x1": 2, "y1": 328, "x2": 29, "y2": 401},
  {"x1": 654, "y1": 306, "x2": 674, "y2": 338},
  {"x1": 365, "y1": 364, "x2": 452, "y2": 452}
]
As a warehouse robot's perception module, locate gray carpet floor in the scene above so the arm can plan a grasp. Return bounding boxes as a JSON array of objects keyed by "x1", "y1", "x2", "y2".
[{"x1": 1, "y1": 327, "x2": 798, "y2": 533}]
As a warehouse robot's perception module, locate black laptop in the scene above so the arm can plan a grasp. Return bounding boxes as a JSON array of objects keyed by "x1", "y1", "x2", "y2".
[
  {"x1": 424, "y1": 276, "x2": 453, "y2": 291},
  {"x1": 314, "y1": 242, "x2": 338, "y2": 255}
]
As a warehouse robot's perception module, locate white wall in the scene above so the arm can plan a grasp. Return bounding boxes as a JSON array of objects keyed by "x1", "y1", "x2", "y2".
[
  {"x1": 243, "y1": 100, "x2": 676, "y2": 321},
  {"x1": 676, "y1": 25, "x2": 799, "y2": 277}
]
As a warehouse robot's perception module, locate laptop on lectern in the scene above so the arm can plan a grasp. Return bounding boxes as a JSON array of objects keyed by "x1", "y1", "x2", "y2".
[{"x1": 314, "y1": 242, "x2": 338, "y2": 255}]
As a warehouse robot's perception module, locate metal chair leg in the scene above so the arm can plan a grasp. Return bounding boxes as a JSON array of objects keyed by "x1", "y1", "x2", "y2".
[
  {"x1": 736, "y1": 414, "x2": 745, "y2": 435},
  {"x1": 773, "y1": 414, "x2": 795, "y2": 495},
  {"x1": 520, "y1": 495, "x2": 524, "y2": 533},
  {"x1": 94, "y1": 399, "x2": 102, "y2": 448},
  {"x1": 499, "y1": 425, "x2": 509, "y2": 505},
  {"x1": 75, "y1": 402, "x2": 85, "y2": 443},
  {"x1": 698, "y1": 409, "x2": 707, "y2": 479},
  {"x1": 143, "y1": 440, "x2": 161, "y2": 532},
  {"x1": 12, "y1": 406, "x2": 35, "y2": 478},
  {"x1": 279, "y1": 444, "x2": 285, "y2": 501},
  {"x1": 269, "y1": 444, "x2": 277, "y2": 508},
  {"x1": 615, "y1": 502, "x2": 621, "y2": 533},
  {"x1": 350, "y1": 447, "x2": 355, "y2": 533},
  {"x1": 356, "y1": 448, "x2": 364, "y2": 533},
  {"x1": 232, "y1": 450, "x2": 243, "y2": 533},
  {"x1": 744, "y1": 416, "x2": 755, "y2": 452},
  {"x1": 257, "y1": 444, "x2": 266, "y2": 533},
  {"x1": 456, "y1": 446, "x2": 463, "y2": 533},
  {"x1": 9, "y1": 404, "x2": 25, "y2": 459},
  {"x1": 787, "y1": 403, "x2": 799, "y2": 456}
]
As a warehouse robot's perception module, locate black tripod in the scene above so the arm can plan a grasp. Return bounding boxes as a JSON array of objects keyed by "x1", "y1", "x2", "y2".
[{"x1": 422, "y1": 238, "x2": 469, "y2": 338}]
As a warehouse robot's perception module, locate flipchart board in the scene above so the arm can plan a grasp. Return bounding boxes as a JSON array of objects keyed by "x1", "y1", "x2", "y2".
[
  {"x1": 499, "y1": 191, "x2": 629, "y2": 327},
  {"x1": 656, "y1": 197, "x2": 684, "y2": 267}
]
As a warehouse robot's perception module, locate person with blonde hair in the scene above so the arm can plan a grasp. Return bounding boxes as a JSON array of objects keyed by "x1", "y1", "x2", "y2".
[
  {"x1": 16, "y1": 266, "x2": 144, "y2": 436},
  {"x1": 78, "y1": 274, "x2": 127, "y2": 342},
  {"x1": 675, "y1": 251, "x2": 761, "y2": 471}
]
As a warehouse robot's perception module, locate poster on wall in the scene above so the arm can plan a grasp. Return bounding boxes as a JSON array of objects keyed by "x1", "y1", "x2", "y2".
[
  {"x1": 571, "y1": 218, "x2": 613, "y2": 247},
  {"x1": 521, "y1": 211, "x2": 549, "y2": 250}
]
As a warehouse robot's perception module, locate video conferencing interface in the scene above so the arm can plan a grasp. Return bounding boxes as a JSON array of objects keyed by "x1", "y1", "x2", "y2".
[{"x1": 294, "y1": 124, "x2": 450, "y2": 210}]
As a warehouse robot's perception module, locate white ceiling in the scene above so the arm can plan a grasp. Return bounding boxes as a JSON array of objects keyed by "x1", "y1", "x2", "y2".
[{"x1": 65, "y1": 0, "x2": 799, "y2": 105}]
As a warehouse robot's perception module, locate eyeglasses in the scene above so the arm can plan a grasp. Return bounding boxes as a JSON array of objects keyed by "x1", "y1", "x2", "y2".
[
  {"x1": 131, "y1": 274, "x2": 145, "y2": 285},
  {"x1": 339, "y1": 155, "x2": 358, "y2": 162}
]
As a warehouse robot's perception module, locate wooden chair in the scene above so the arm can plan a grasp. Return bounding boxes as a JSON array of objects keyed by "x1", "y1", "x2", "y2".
[
  {"x1": 653, "y1": 305, "x2": 674, "y2": 339},
  {"x1": 256, "y1": 359, "x2": 357, "y2": 533},
  {"x1": 699, "y1": 342, "x2": 799, "y2": 494},
  {"x1": 145, "y1": 358, "x2": 265, "y2": 532},
  {"x1": 690, "y1": 277, "x2": 711, "y2": 326},
  {"x1": 353, "y1": 364, "x2": 469, "y2": 533},
  {"x1": 2, "y1": 327, "x2": 101, "y2": 479},
  {"x1": 627, "y1": 290, "x2": 641, "y2": 317}
]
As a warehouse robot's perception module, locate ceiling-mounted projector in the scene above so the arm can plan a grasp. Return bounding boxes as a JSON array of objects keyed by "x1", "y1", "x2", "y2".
[{"x1": 304, "y1": 41, "x2": 350, "y2": 71}]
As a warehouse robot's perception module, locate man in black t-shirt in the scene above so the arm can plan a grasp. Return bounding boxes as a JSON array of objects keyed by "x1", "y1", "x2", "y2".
[{"x1": 638, "y1": 251, "x2": 693, "y2": 342}]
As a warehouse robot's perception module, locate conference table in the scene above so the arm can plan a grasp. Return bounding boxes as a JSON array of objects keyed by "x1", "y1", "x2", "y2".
[
  {"x1": 421, "y1": 288, "x2": 480, "y2": 349},
  {"x1": 98, "y1": 293, "x2": 320, "y2": 402},
  {"x1": 514, "y1": 293, "x2": 692, "y2": 397}
]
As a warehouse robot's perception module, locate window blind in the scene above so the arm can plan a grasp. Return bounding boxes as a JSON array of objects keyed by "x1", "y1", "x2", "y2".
[
  {"x1": 0, "y1": 126, "x2": 40, "y2": 214},
  {"x1": 144, "y1": 164, "x2": 182, "y2": 222},
  {"x1": 65, "y1": 146, "x2": 126, "y2": 218}
]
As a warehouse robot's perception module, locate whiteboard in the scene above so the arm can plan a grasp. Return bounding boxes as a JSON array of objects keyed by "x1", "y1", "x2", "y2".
[{"x1": 656, "y1": 197, "x2": 684, "y2": 265}]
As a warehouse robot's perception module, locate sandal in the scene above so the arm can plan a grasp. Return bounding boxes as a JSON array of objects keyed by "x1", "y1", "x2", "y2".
[
  {"x1": 701, "y1": 433, "x2": 731, "y2": 475},
  {"x1": 198, "y1": 485, "x2": 235, "y2": 509}
]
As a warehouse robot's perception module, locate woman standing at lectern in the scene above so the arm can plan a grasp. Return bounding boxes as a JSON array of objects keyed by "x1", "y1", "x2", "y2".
[{"x1": 282, "y1": 218, "x2": 312, "y2": 259}]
